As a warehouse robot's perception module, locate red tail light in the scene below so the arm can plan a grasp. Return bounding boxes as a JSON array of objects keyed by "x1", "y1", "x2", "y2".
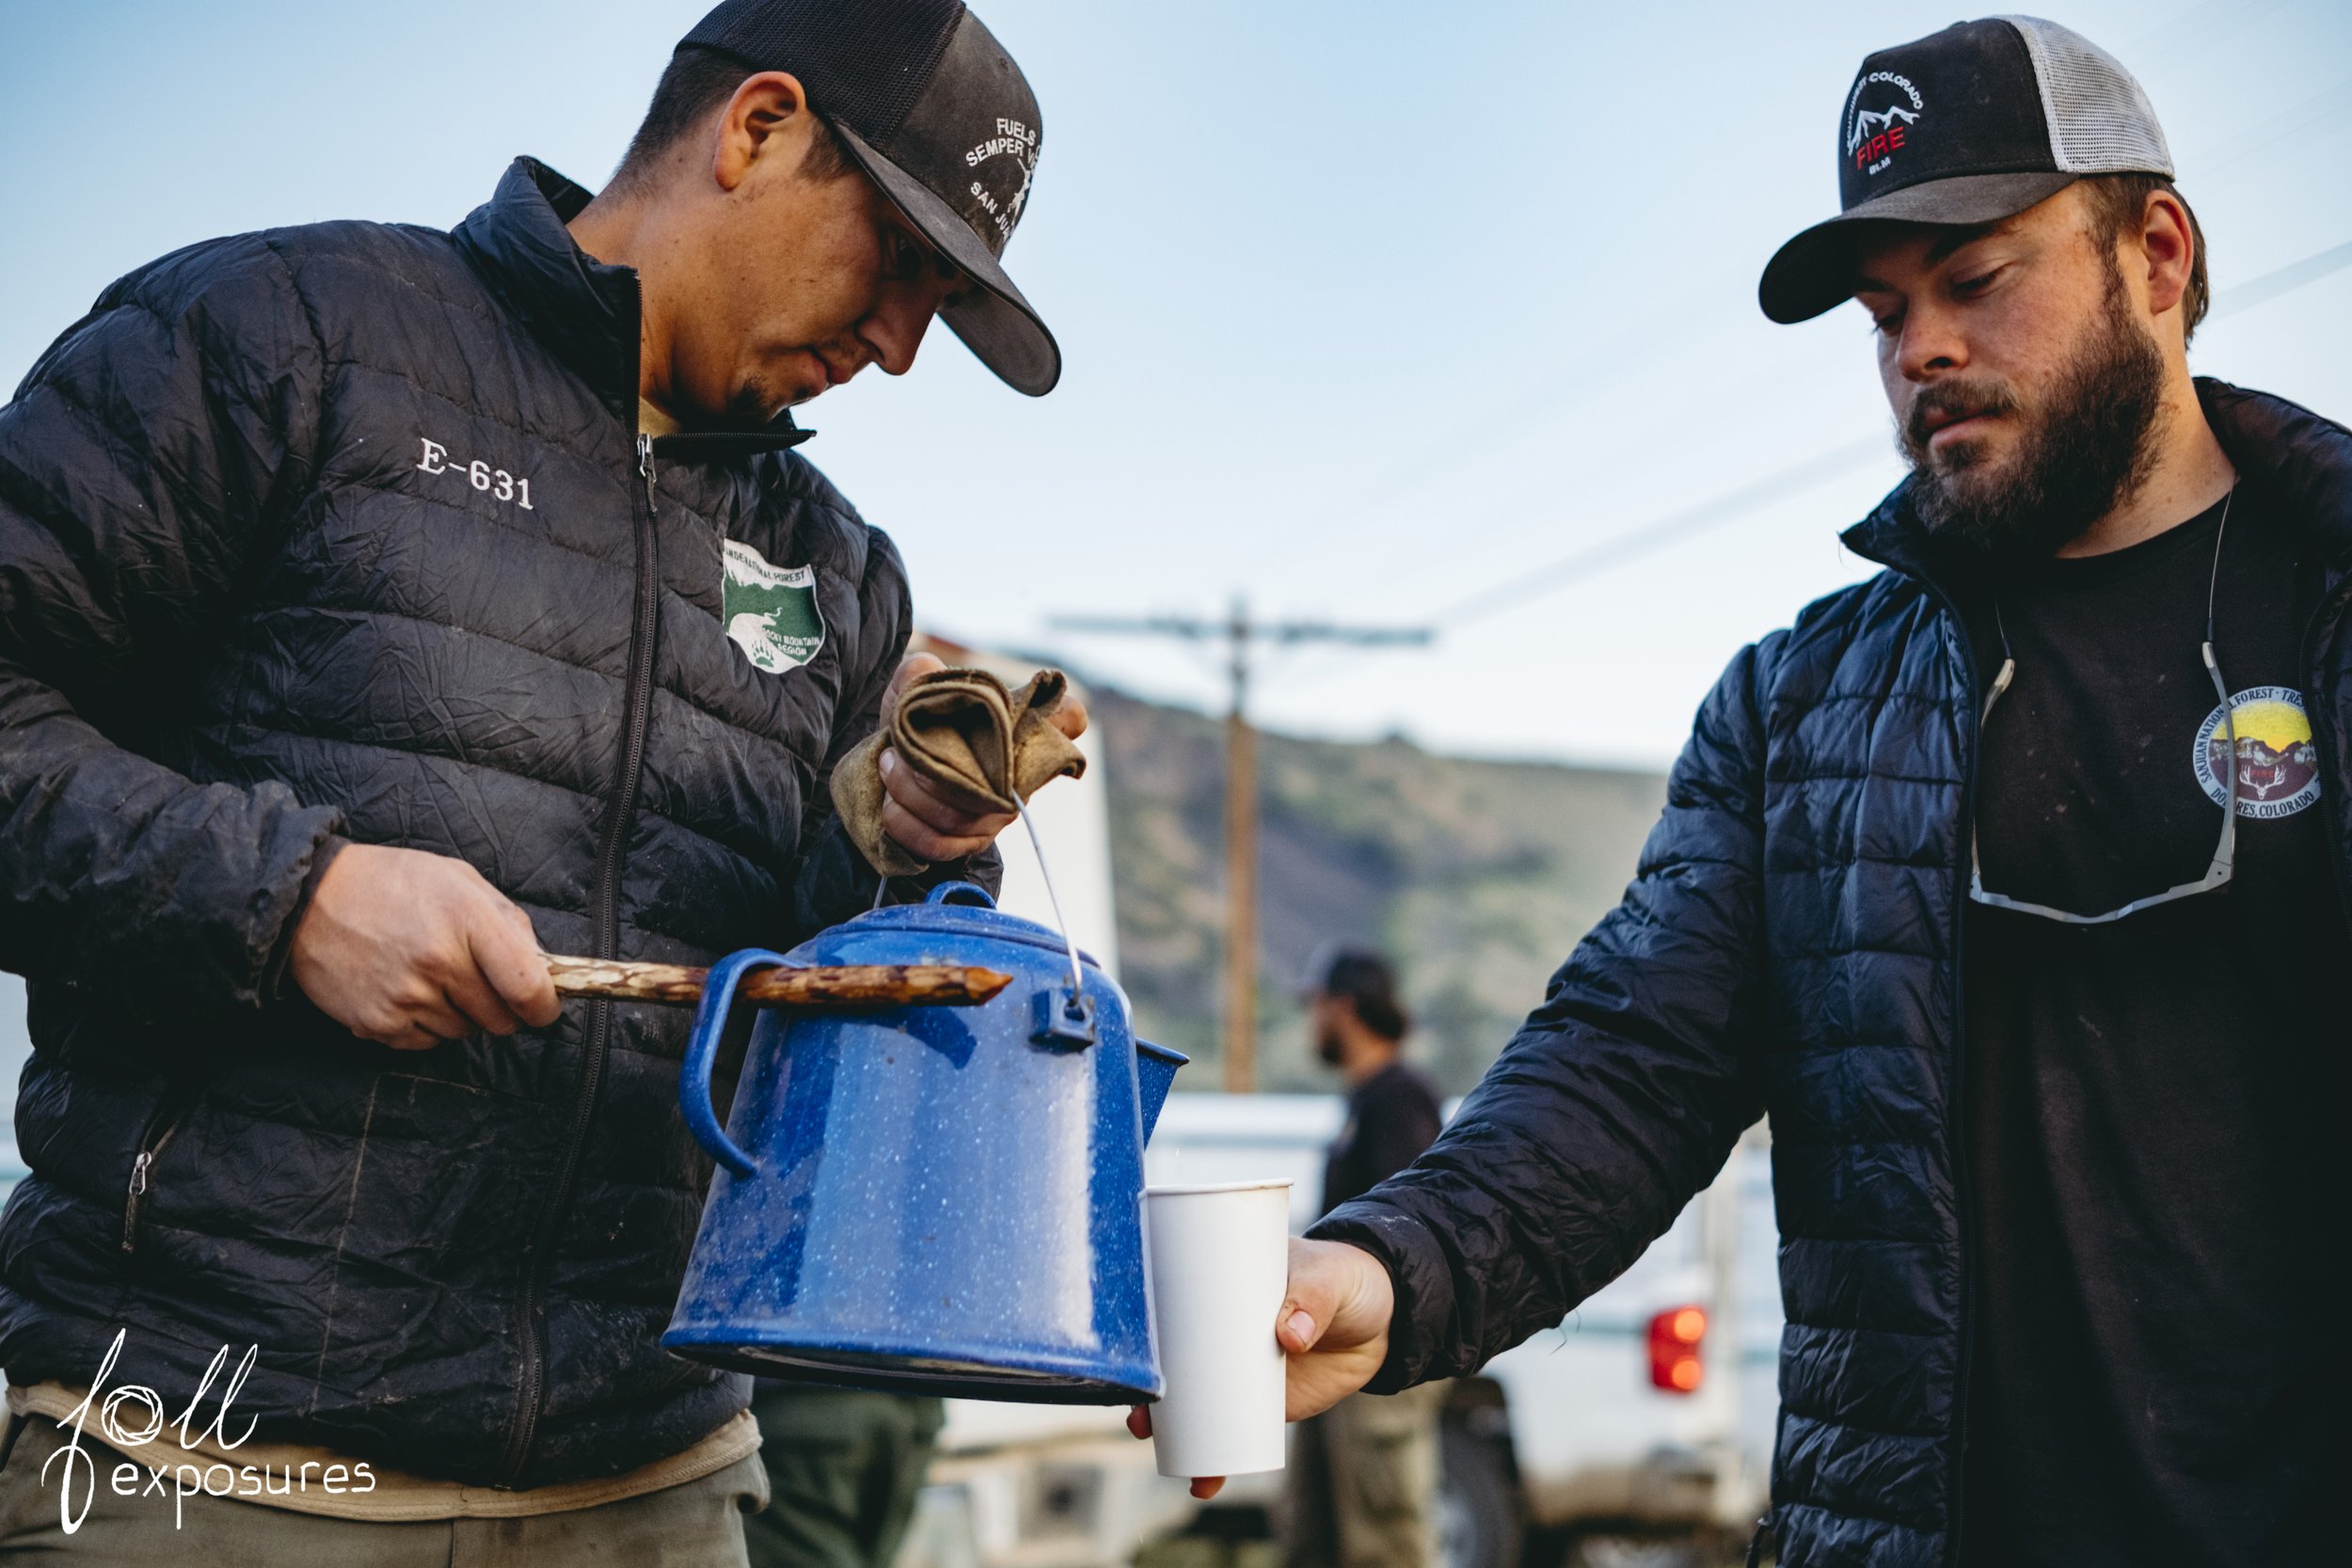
[{"x1": 1646, "y1": 1305, "x2": 1706, "y2": 1394}]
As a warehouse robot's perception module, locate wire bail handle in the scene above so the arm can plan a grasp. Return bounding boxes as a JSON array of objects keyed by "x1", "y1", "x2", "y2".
[
  {"x1": 876, "y1": 802, "x2": 1094, "y2": 1044},
  {"x1": 1019, "y1": 800, "x2": 1097, "y2": 1046}
]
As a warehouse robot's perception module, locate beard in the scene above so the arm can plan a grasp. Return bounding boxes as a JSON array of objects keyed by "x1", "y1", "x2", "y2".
[
  {"x1": 1314, "y1": 1027, "x2": 1345, "y2": 1068},
  {"x1": 1899, "y1": 259, "x2": 2168, "y2": 559},
  {"x1": 725, "y1": 379, "x2": 801, "y2": 428}
]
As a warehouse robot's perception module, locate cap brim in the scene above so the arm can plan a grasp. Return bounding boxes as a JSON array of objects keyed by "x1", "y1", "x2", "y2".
[
  {"x1": 831, "y1": 120, "x2": 1062, "y2": 397},
  {"x1": 1757, "y1": 171, "x2": 2078, "y2": 325}
]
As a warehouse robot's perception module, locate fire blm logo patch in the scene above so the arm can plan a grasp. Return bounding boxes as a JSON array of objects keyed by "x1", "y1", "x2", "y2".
[
  {"x1": 721, "y1": 539, "x2": 824, "y2": 673},
  {"x1": 2192, "y1": 686, "x2": 2320, "y2": 818}
]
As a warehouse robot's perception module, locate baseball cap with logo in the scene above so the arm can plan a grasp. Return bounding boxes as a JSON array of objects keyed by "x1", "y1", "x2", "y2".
[
  {"x1": 1758, "y1": 15, "x2": 2174, "y2": 325},
  {"x1": 680, "y1": 0, "x2": 1059, "y2": 394}
]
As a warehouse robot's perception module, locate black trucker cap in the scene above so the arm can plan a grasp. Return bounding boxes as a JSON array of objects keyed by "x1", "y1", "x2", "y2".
[
  {"x1": 1759, "y1": 15, "x2": 2173, "y2": 325},
  {"x1": 681, "y1": 0, "x2": 1059, "y2": 395}
]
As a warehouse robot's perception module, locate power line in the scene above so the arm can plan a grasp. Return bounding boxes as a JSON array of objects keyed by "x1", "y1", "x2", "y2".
[
  {"x1": 1302, "y1": 22, "x2": 2341, "y2": 559},
  {"x1": 1047, "y1": 603, "x2": 1432, "y2": 1092},
  {"x1": 1431, "y1": 435, "x2": 1889, "y2": 628},
  {"x1": 2207, "y1": 238, "x2": 2352, "y2": 320},
  {"x1": 1429, "y1": 234, "x2": 2352, "y2": 630},
  {"x1": 1051, "y1": 613, "x2": 1434, "y2": 650},
  {"x1": 2191, "y1": 76, "x2": 2352, "y2": 175}
]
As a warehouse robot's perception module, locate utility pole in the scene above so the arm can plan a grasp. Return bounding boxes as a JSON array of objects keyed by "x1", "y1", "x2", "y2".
[
  {"x1": 1221, "y1": 600, "x2": 1258, "y2": 1099},
  {"x1": 1050, "y1": 599, "x2": 1432, "y2": 1091}
]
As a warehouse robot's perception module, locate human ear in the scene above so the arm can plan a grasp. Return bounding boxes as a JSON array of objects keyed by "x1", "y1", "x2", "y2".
[
  {"x1": 712, "y1": 71, "x2": 811, "y2": 193},
  {"x1": 2138, "y1": 190, "x2": 2195, "y2": 320}
]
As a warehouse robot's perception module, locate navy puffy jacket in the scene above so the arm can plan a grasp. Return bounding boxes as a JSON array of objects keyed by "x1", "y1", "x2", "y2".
[
  {"x1": 1314, "y1": 382, "x2": 2352, "y2": 1568},
  {"x1": 0, "y1": 159, "x2": 990, "y2": 1488}
]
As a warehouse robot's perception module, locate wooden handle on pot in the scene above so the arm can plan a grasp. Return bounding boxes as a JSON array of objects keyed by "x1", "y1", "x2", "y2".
[{"x1": 545, "y1": 955, "x2": 1012, "y2": 1009}]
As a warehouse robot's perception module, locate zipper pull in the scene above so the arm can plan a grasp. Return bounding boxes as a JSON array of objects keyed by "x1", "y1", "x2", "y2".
[
  {"x1": 122, "y1": 1150, "x2": 155, "y2": 1253},
  {"x1": 636, "y1": 432, "x2": 657, "y2": 514}
]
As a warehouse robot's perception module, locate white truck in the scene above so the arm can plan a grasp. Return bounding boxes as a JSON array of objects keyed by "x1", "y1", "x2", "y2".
[{"x1": 895, "y1": 1090, "x2": 1779, "y2": 1568}]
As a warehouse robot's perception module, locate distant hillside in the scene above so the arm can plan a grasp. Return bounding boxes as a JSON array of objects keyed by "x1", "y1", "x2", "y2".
[
  {"x1": 1091, "y1": 689, "x2": 1668, "y2": 1097},
  {"x1": 0, "y1": 700, "x2": 1669, "y2": 1132}
]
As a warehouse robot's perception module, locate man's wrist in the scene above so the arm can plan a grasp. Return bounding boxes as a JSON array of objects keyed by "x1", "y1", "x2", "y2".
[
  {"x1": 1306, "y1": 1208, "x2": 1426, "y2": 1393},
  {"x1": 267, "y1": 833, "x2": 350, "y2": 1000}
]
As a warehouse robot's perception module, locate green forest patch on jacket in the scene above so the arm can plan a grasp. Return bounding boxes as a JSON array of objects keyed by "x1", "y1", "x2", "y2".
[{"x1": 723, "y1": 538, "x2": 825, "y2": 673}]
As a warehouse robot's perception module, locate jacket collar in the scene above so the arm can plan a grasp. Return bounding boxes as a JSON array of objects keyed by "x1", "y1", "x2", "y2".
[
  {"x1": 1842, "y1": 378, "x2": 2352, "y2": 579},
  {"x1": 452, "y1": 158, "x2": 813, "y2": 454},
  {"x1": 2199, "y1": 379, "x2": 2352, "y2": 567},
  {"x1": 453, "y1": 159, "x2": 639, "y2": 419}
]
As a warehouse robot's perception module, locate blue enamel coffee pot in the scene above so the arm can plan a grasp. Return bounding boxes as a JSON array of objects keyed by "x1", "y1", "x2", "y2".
[{"x1": 663, "y1": 882, "x2": 1186, "y2": 1402}]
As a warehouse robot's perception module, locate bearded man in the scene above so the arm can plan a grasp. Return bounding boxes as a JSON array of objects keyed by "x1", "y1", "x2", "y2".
[{"x1": 1186, "y1": 18, "x2": 2350, "y2": 1568}]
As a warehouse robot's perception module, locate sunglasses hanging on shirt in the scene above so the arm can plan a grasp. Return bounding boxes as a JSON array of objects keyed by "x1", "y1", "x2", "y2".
[{"x1": 1968, "y1": 489, "x2": 2238, "y2": 925}]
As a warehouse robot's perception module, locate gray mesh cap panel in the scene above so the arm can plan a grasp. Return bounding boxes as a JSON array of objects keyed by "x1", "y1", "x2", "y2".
[{"x1": 1999, "y1": 14, "x2": 2174, "y2": 175}]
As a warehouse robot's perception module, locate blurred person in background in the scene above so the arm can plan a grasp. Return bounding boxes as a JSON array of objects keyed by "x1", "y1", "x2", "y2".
[
  {"x1": 1212, "y1": 18, "x2": 2350, "y2": 1568},
  {"x1": 0, "y1": 0, "x2": 1073, "y2": 1560},
  {"x1": 745, "y1": 1385, "x2": 942, "y2": 1568},
  {"x1": 1282, "y1": 948, "x2": 1445, "y2": 1568}
]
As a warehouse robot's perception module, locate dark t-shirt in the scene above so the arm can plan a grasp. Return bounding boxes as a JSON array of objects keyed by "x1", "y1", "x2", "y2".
[
  {"x1": 1320, "y1": 1060, "x2": 1444, "y2": 1217},
  {"x1": 1957, "y1": 485, "x2": 2349, "y2": 1566}
]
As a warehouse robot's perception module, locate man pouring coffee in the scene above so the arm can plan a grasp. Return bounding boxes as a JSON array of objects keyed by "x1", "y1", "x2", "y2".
[{"x1": 0, "y1": 0, "x2": 1079, "y2": 1560}]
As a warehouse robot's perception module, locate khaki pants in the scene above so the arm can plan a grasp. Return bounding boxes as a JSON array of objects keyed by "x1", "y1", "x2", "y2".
[
  {"x1": 1282, "y1": 1382, "x2": 1448, "y2": 1568},
  {"x1": 0, "y1": 1411, "x2": 771, "y2": 1566}
]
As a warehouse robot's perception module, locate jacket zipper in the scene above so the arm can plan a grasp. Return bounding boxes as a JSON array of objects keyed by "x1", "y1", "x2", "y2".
[
  {"x1": 121, "y1": 1089, "x2": 198, "y2": 1255},
  {"x1": 1908, "y1": 577, "x2": 1983, "y2": 1568},
  {"x1": 495, "y1": 429, "x2": 662, "y2": 1485}
]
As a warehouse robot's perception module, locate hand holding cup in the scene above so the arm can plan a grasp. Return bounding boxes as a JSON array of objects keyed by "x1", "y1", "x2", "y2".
[{"x1": 1128, "y1": 1231, "x2": 1396, "y2": 1499}]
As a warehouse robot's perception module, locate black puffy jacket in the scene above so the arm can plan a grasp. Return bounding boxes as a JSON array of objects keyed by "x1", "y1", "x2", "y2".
[
  {"x1": 1314, "y1": 383, "x2": 2352, "y2": 1568},
  {"x1": 0, "y1": 159, "x2": 986, "y2": 1487}
]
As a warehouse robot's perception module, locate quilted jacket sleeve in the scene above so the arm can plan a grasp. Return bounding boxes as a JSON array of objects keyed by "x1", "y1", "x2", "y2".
[
  {"x1": 786, "y1": 524, "x2": 999, "y2": 942},
  {"x1": 1311, "y1": 638, "x2": 1776, "y2": 1389},
  {"x1": 0, "y1": 238, "x2": 343, "y2": 1013}
]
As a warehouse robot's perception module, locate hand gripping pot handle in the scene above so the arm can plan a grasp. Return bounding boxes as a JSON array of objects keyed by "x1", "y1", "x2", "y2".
[{"x1": 677, "y1": 947, "x2": 799, "y2": 1178}]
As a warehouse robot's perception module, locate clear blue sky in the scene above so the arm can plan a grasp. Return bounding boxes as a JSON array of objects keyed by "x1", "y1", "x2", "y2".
[{"x1": 4, "y1": 0, "x2": 2347, "y2": 767}]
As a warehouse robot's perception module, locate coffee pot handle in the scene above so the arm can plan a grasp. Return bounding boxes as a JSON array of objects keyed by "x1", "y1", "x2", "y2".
[{"x1": 678, "y1": 948, "x2": 796, "y2": 1178}]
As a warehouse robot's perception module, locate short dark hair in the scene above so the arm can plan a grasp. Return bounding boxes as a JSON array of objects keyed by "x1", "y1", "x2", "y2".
[
  {"x1": 607, "y1": 46, "x2": 855, "y2": 196},
  {"x1": 2079, "y1": 173, "x2": 2210, "y2": 342},
  {"x1": 1318, "y1": 950, "x2": 1408, "y2": 1042}
]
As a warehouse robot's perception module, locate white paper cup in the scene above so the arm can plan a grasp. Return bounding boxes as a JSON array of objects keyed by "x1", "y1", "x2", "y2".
[{"x1": 1143, "y1": 1179, "x2": 1292, "y2": 1479}]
